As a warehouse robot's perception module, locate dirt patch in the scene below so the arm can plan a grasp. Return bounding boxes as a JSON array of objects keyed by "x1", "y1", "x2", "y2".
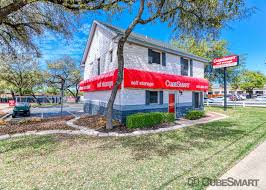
[
  {"x1": 73, "y1": 115, "x2": 121, "y2": 129},
  {"x1": 74, "y1": 115, "x2": 176, "y2": 134},
  {"x1": 0, "y1": 116, "x2": 76, "y2": 135}
]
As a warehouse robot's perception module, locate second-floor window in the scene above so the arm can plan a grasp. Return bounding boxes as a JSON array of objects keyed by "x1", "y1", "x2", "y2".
[
  {"x1": 109, "y1": 50, "x2": 113, "y2": 63},
  {"x1": 97, "y1": 58, "x2": 100, "y2": 75},
  {"x1": 181, "y1": 57, "x2": 189, "y2": 76},
  {"x1": 148, "y1": 49, "x2": 161, "y2": 64}
]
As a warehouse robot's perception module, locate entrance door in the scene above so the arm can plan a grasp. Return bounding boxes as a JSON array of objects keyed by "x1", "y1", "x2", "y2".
[{"x1": 168, "y1": 94, "x2": 175, "y2": 113}]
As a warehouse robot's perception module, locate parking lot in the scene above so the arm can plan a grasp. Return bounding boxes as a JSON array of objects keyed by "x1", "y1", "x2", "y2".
[{"x1": 1, "y1": 103, "x2": 84, "y2": 120}]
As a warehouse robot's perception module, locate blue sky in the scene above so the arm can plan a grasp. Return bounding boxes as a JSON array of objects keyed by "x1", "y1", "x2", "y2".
[{"x1": 38, "y1": 0, "x2": 266, "y2": 73}]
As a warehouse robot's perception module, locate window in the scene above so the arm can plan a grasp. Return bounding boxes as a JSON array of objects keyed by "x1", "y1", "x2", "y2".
[
  {"x1": 148, "y1": 49, "x2": 161, "y2": 64},
  {"x1": 150, "y1": 91, "x2": 158, "y2": 103},
  {"x1": 109, "y1": 50, "x2": 113, "y2": 62},
  {"x1": 181, "y1": 57, "x2": 189, "y2": 76},
  {"x1": 97, "y1": 58, "x2": 100, "y2": 75},
  {"x1": 190, "y1": 59, "x2": 193, "y2": 76},
  {"x1": 145, "y1": 91, "x2": 163, "y2": 105}
]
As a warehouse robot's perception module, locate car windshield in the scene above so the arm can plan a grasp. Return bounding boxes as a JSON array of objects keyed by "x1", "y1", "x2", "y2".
[{"x1": 16, "y1": 102, "x2": 29, "y2": 106}]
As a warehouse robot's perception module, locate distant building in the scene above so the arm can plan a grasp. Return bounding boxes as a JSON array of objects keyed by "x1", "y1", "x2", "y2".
[{"x1": 208, "y1": 85, "x2": 266, "y2": 97}]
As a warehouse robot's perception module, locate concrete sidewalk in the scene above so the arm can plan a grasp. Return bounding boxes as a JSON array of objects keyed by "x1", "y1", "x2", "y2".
[{"x1": 207, "y1": 140, "x2": 266, "y2": 190}]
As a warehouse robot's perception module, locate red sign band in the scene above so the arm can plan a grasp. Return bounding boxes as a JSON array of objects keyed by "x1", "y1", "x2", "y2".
[{"x1": 80, "y1": 68, "x2": 209, "y2": 92}]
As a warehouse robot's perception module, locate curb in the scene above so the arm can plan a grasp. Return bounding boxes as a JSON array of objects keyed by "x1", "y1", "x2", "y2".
[
  {"x1": 0, "y1": 112, "x2": 228, "y2": 141},
  {"x1": 65, "y1": 112, "x2": 228, "y2": 137},
  {"x1": 0, "y1": 113, "x2": 11, "y2": 120}
]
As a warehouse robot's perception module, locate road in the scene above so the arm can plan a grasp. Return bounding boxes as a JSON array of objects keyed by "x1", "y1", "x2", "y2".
[{"x1": 30, "y1": 103, "x2": 84, "y2": 118}]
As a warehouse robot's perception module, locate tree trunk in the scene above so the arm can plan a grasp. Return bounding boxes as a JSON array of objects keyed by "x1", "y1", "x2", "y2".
[
  {"x1": 105, "y1": 39, "x2": 126, "y2": 129},
  {"x1": 60, "y1": 82, "x2": 64, "y2": 116},
  {"x1": 105, "y1": 0, "x2": 145, "y2": 129},
  {"x1": 10, "y1": 90, "x2": 15, "y2": 100},
  {"x1": 248, "y1": 90, "x2": 253, "y2": 99},
  {"x1": 67, "y1": 88, "x2": 79, "y2": 103},
  {"x1": 31, "y1": 92, "x2": 41, "y2": 105}
]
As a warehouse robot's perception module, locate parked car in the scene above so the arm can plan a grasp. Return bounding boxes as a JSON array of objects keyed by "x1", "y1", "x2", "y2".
[
  {"x1": 256, "y1": 96, "x2": 266, "y2": 102},
  {"x1": 208, "y1": 96, "x2": 231, "y2": 103},
  {"x1": 238, "y1": 94, "x2": 247, "y2": 100},
  {"x1": 229, "y1": 95, "x2": 238, "y2": 101},
  {"x1": 12, "y1": 102, "x2": 31, "y2": 118}
]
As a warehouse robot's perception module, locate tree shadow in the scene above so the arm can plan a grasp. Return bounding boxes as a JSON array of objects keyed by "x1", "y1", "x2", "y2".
[
  {"x1": 99, "y1": 120, "x2": 245, "y2": 160},
  {"x1": 0, "y1": 135, "x2": 58, "y2": 155},
  {"x1": 156, "y1": 120, "x2": 266, "y2": 189}
]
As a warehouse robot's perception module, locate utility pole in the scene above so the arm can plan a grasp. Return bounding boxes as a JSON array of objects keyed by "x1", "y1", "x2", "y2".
[{"x1": 223, "y1": 67, "x2": 227, "y2": 111}]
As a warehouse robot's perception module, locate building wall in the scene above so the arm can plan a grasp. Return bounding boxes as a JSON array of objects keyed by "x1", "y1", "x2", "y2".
[
  {"x1": 193, "y1": 60, "x2": 205, "y2": 78},
  {"x1": 123, "y1": 43, "x2": 205, "y2": 78},
  {"x1": 83, "y1": 88, "x2": 195, "y2": 123},
  {"x1": 82, "y1": 24, "x2": 205, "y2": 122},
  {"x1": 84, "y1": 25, "x2": 117, "y2": 80}
]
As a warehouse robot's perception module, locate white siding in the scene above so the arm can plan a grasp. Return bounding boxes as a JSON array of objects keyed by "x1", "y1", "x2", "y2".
[
  {"x1": 121, "y1": 89, "x2": 145, "y2": 105},
  {"x1": 84, "y1": 26, "x2": 117, "y2": 80},
  {"x1": 124, "y1": 42, "x2": 205, "y2": 78},
  {"x1": 193, "y1": 60, "x2": 205, "y2": 78},
  {"x1": 124, "y1": 43, "x2": 181, "y2": 75},
  {"x1": 84, "y1": 90, "x2": 121, "y2": 105},
  {"x1": 178, "y1": 91, "x2": 193, "y2": 105}
]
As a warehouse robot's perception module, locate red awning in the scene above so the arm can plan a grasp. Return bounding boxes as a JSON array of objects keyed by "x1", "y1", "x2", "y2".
[
  {"x1": 124, "y1": 68, "x2": 209, "y2": 91},
  {"x1": 80, "y1": 68, "x2": 209, "y2": 92},
  {"x1": 80, "y1": 70, "x2": 118, "y2": 92}
]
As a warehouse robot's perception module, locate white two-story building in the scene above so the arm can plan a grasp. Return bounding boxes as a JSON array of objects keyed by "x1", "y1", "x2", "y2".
[{"x1": 80, "y1": 21, "x2": 209, "y2": 123}]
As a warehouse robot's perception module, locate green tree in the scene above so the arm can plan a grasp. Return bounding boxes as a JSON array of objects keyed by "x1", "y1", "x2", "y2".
[
  {"x1": 0, "y1": 0, "x2": 123, "y2": 55},
  {"x1": 0, "y1": 54, "x2": 44, "y2": 102},
  {"x1": 171, "y1": 35, "x2": 245, "y2": 86},
  {"x1": 231, "y1": 71, "x2": 266, "y2": 98},
  {"x1": 46, "y1": 56, "x2": 82, "y2": 113}
]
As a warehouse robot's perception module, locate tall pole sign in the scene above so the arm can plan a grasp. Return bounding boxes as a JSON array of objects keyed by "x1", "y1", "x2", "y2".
[{"x1": 212, "y1": 55, "x2": 239, "y2": 111}]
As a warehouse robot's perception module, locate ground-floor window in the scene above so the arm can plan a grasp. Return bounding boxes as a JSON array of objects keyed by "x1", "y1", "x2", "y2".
[{"x1": 145, "y1": 90, "x2": 163, "y2": 105}]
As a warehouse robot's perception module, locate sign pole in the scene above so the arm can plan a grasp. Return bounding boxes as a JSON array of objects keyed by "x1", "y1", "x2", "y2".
[{"x1": 223, "y1": 67, "x2": 227, "y2": 111}]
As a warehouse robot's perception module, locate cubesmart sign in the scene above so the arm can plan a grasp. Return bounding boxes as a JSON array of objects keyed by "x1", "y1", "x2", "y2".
[{"x1": 212, "y1": 55, "x2": 239, "y2": 69}]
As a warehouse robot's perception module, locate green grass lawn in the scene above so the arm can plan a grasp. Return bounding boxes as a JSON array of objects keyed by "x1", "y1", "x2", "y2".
[{"x1": 0, "y1": 107, "x2": 266, "y2": 190}]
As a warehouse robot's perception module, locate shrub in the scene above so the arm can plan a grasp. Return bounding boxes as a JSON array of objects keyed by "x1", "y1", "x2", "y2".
[
  {"x1": 161, "y1": 113, "x2": 175, "y2": 123},
  {"x1": 126, "y1": 112, "x2": 175, "y2": 129},
  {"x1": 185, "y1": 110, "x2": 205, "y2": 120}
]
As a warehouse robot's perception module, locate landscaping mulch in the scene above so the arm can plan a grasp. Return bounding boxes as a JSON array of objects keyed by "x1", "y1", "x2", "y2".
[
  {"x1": 0, "y1": 116, "x2": 76, "y2": 135},
  {"x1": 74, "y1": 115, "x2": 176, "y2": 133}
]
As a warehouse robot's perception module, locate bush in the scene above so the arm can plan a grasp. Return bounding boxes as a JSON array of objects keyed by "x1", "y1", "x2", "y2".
[
  {"x1": 185, "y1": 110, "x2": 205, "y2": 120},
  {"x1": 161, "y1": 112, "x2": 175, "y2": 123},
  {"x1": 126, "y1": 112, "x2": 175, "y2": 129}
]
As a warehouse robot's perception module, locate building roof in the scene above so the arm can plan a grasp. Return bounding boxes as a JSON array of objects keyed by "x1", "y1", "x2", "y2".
[{"x1": 81, "y1": 20, "x2": 210, "y2": 66}]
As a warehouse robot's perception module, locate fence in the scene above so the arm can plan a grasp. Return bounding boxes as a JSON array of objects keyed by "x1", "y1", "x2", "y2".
[
  {"x1": 205, "y1": 101, "x2": 266, "y2": 108},
  {"x1": 15, "y1": 96, "x2": 61, "y2": 104}
]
